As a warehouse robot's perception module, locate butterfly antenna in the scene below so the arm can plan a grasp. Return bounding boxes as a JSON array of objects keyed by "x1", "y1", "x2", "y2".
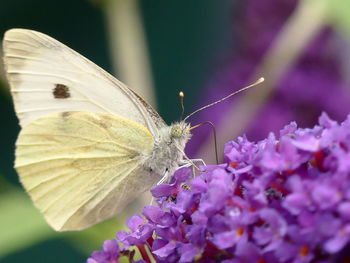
[
  {"x1": 179, "y1": 91, "x2": 185, "y2": 120},
  {"x1": 183, "y1": 77, "x2": 264, "y2": 121},
  {"x1": 190, "y1": 121, "x2": 219, "y2": 164}
]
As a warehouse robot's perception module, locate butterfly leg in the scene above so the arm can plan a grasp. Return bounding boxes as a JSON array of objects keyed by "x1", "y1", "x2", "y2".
[
  {"x1": 156, "y1": 170, "x2": 170, "y2": 185},
  {"x1": 186, "y1": 159, "x2": 206, "y2": 177},
  {"x1": 177, "y1": 162, "x2": 193, "y2": 169},
  {"x1": 190, "y1": 158, "x2": 206, "y2": 166},
  {"x1": 156, "y1": 158, "x2": 206, "y2": 186},
  {"x1": 156, "y1": 162, "x2": 195, "y2": 186}
]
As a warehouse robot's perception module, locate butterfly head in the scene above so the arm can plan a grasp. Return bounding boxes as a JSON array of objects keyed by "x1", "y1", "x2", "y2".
[{"x1": 170, "y1": 121, "x2": 191, "y2": 140}]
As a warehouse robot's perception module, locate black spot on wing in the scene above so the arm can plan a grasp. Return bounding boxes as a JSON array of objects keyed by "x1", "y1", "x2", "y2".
[
  {"x1": 61, "y1": 112, "x2": 71, "y2": 118},
  {"x1": 53, "y1": 84, "x2": 70, "y2": 99}
]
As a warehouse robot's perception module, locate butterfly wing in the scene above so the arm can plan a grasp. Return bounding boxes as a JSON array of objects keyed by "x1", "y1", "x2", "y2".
[
  {"x1": 15, "y1": 111, "x2": 157, "y2": 231},
  {"x1": 3, "y1": 28, "x2": 166, "y2": 136}
]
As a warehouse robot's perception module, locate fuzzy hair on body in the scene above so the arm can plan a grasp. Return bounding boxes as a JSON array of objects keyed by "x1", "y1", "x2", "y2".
[{"x1": 144, "y1": 121, "x2": 191, "y2": 179}]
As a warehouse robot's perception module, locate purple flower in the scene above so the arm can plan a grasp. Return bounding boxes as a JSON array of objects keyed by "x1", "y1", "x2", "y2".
[
  {"x1": 150, "y1": 167, "x2": 191, "y2": 198},
  {"x1": 88, "y1": 112, "x2": 350, "y2": 262},
  {"x1": 253, "y1": 208, "x2": 287, "y2": 250},
  {"x1": 117, "y1": 215, "x2": 154, "y2": 247},
  {"x1": 87, "y1": 240, "x2": 120, "y2": 263}
]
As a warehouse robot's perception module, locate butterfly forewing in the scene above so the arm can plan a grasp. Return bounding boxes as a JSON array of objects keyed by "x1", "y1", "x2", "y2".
[
  {"x1": 3, "y1": 29, "x2": 165, "y2": 136},
  {"x1": 15, "y1": 111, "x2": 157, "y2": 231}
]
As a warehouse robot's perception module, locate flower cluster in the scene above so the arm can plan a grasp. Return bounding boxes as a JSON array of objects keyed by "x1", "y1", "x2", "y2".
[{"x1": 88, "y1": 112, "x2": 350, "y2": 262}]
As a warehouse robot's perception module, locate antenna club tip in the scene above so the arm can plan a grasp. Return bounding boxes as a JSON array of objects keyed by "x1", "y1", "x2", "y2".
[
  {"x1": 179, "y1": 91, "x2": 184, "y2": 97},
  {"x1": 258, "y1": 77, "x2": 265, "y2": 83}
]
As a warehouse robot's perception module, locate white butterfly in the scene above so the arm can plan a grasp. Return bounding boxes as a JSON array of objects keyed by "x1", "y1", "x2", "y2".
[{"x1": 3, "y1": 29, "x2": 192, "y2": 231}]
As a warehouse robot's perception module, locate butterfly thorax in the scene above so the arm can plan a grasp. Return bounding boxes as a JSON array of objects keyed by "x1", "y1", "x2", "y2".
[{"x1": 144, "y1": 121, "x2": 191, "y2": 178}]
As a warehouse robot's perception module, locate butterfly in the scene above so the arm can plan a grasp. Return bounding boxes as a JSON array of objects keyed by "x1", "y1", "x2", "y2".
[{"x1": 3, "y1": 29, "x2": 192, "y2": 231}]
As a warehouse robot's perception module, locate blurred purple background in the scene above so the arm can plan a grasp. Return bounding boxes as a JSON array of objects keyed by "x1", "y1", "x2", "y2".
[{"x1": 187, "y1": 0, "x2": 350, "y2": 160}]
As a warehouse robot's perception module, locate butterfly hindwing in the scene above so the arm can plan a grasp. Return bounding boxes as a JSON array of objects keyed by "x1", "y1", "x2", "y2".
[{"x1": 15, "y1": 111, "x2": 156, "y2": 231}]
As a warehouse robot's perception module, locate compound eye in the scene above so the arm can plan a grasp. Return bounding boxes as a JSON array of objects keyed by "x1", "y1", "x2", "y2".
[{"x1": 171, "y1": 126, "x2": 182, "y2": 138}]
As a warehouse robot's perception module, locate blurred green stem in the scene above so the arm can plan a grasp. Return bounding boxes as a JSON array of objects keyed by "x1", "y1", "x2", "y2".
[
  {"x1": 197, "y1": 0, "x2": 330, "y2": 163},
  {"x1": 104, "y1": 0, "x2": 156, "y2": 107}
]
